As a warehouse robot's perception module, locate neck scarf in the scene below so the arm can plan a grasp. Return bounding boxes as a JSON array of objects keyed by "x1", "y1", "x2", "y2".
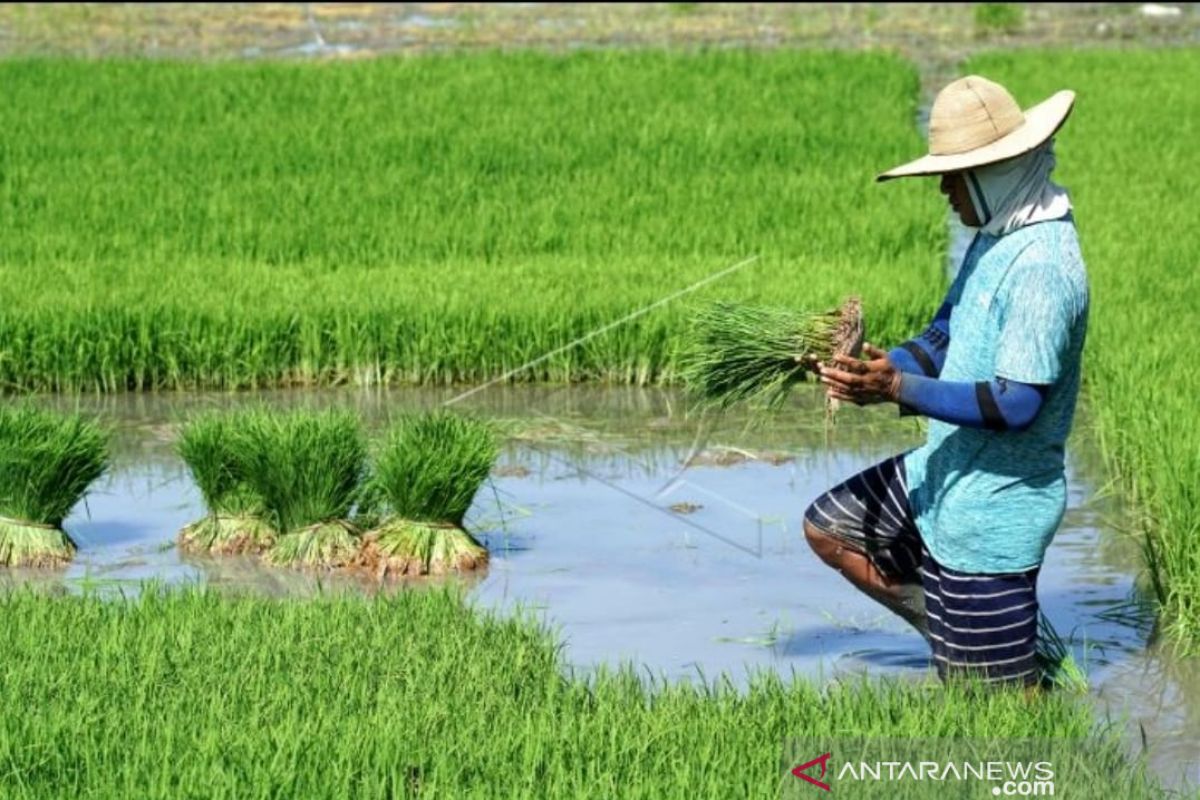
[{"x1": 963, "y1": 139, "x2": 1072, "y2": 236}]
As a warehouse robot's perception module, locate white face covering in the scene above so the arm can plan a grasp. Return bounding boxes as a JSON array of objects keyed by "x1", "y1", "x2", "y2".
[{"x1": 963, "y1": 139, "x2": 1072, "y2": 236}]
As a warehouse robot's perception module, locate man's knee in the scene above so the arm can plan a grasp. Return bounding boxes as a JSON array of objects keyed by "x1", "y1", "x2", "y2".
[{"x1": 804, "y1": 519, "x2": 840, "y2": 565}]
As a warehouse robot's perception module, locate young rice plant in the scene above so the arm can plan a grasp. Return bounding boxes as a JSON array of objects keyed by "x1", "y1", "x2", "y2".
[
  {"x1": 176, "y1": 411, "x2": 275, "y2": 555},
  {"x1": 681, "y1": 296, "x2": 863, "y2": 411},
  {"x1": 356, "y1": 410, "x2": 499, "y2": 577},
  {"x1": 234, "y1": 409, "x2": 367, "y2": 569},
  {"x1": 0, "y1": 405, "x2": 108, "y2": 566}
]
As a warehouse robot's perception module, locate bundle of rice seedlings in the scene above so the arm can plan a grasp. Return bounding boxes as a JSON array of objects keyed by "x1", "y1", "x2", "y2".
[
  {"x1": 176, "y1": 412, "x2": 275, "y2": 555},
  {"x1": 680, "y1": 296, "x2": 863, "y2": 410},
  {"x1": 354, "y1": 410, "x2": 499, "y2": 578},
  {"x1": 0, "y1": 405, "x2": 108, "y2": 567},
  {"x1": 238, "y1": 409, "x2": 367, "y2": 570}
]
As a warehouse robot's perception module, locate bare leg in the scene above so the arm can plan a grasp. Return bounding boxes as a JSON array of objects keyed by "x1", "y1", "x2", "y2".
[{"x1": 804, "y1": 521, "x2": 928, "y2": 640}]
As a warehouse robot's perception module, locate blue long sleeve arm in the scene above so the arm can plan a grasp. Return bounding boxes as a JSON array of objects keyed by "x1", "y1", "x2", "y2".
[
  {"x1": 897, "y1": 374, "x2": 1049, "y2": 432},
  {"x1": 888, "y1": 301, "x2": 953, "y2": 378}
]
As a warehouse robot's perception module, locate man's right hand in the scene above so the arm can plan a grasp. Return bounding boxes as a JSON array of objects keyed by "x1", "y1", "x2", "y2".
[{"x1": 817, "y1": 344, "x2": 903, "y2": 406}]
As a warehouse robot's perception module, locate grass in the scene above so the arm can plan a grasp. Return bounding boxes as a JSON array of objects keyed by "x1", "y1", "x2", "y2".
[
  {"x1": 681, "y1": 297, "x2": 862, "y2": 410},
  {"x1": 232, "y1": 409, "x2": 367, "y2": 568},
  {"x1": 0, "y1": 51, "x2": 943, "y2": 391},
  {"x1": 176, "y1": 411, "x2": 274, "y2": 554},
  {"x1": 973, "y1": 3, "x2": 1024, "y2": 36},
  {"x1": 1036, "y1": 612, "x2": 1089, "y2": 694},
  {"x1": 0, "y1": 405, "x2": 108, "y2": 566},
  {"x1": 965, "y1": 49, "x2": 1200, "y2": 650},
  {"x1": 358, "y1": 411, "x2": 499, "y2": 576},
  {"x1": 0, "y1": 586, "x2": 1170, "y2": 799}
]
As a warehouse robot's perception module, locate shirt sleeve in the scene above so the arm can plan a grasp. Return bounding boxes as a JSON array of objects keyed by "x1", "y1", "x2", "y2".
[{"x1": 993, "y1": 261, "x2": 1077, "y2": 386}]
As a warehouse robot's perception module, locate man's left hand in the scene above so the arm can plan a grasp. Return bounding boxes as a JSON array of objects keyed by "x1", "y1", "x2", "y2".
[{"x1": 817, "y1": 344, "x2": 902, "y2": 406}]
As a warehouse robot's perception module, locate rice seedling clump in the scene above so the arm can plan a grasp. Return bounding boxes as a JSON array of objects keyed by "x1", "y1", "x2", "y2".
[
  {"x1": 176, "y1": 412, "x2": 274, "y2": 555},
  {"x1": 0, "y1": 405, "x2": 108, "y2": 567},
  {"x1": 356, "y1": 410, "x2": 499, "y2": 577},
  {"x1": 235, "y1": 409, "x2": 367, "y2": 569},
  {"x1": 681, "y1": 296, "x2": 863, "y2": 410}
]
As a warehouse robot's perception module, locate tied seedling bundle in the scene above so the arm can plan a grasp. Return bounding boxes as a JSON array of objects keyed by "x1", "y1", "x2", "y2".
[
  {"x1": 237, "y1": 409, "x2": 367, "y2": 569},
  {"x1": 0, "y1": 405, "x2": 108, "y2": 567},
  {"x1": 355, "y1": 410, "x2": 498, "y2": 577},
  {"x1": 177, "y1": 412, "x2": 275, "y2": 555},
  {"x1": 681, "y1": 296, "x2": 863, "y2": 411}
]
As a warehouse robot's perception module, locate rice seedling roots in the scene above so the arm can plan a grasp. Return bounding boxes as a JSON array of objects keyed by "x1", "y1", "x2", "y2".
[
  {"x1": 265, "y1": 520, "x2": 360, "y2": 570},
  {"x1": 354, "y1": 520, "x2": 489, "y2": 578},
  {"x1": 0, "y1": 517, "x2": 76, "y2": 567},
  {"x1": 827, "y1": 296, "x2": 864, "y2": 417},
  {"x1": 794, "y1": 296, "x2": 864, "y2": 373},
  {"x1": 177, "y1": 514, "x2": 276, "y2": 556}
]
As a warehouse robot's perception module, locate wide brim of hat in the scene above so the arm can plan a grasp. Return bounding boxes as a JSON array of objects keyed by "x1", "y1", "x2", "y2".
[{"x1": 876, "y1": 90, "x2": 1076, "y2": 182}]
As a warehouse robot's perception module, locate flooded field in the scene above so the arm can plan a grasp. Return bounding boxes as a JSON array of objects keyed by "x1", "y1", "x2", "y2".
[{"x1": 7, "y1": 384, "x2": 1197, "y2": 791}]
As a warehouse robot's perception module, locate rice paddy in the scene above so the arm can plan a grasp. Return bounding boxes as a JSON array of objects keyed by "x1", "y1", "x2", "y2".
[
  {"x1": 0, "y1": 51, "x2": 943, "y2": 391},
  {"x1": 0, "y1": 586, "x2": 1171, "y2": 799},
  {"x1": 0, "y1": 21, "x2": 1197, "y2": 798}
]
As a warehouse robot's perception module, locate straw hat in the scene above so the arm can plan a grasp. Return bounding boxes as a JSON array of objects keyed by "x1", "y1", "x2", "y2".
[{"x1": 877, "y1": 75, "x2": 1075, "y2": 182}]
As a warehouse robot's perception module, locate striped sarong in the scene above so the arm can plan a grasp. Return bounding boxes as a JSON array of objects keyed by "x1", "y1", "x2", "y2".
[{"x1": 804, "y1": 454, "x2": 1040, "y2": 687}]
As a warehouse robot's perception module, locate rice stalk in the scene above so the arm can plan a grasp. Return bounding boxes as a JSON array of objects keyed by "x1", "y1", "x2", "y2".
[
  {"x1": 176, "y1": 412, "x2": 275, "y2": 555},
  {"x1": 680, "y1": 296, "x2": 863, "y2": 411},
  {"x1": 0, "y1": 405, "x2": 108, "y2": 567},
  {"x1": 1035, "y1": 611, "x2": 1089, "y2": 693},
  {"x1": 357, "y1": 411, "x2": 498, "y2": 575}
]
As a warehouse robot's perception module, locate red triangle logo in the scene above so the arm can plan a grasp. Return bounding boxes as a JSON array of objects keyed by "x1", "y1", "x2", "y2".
[{"x1": 791, "y1": 752, "x2": 832, "y2": 791}]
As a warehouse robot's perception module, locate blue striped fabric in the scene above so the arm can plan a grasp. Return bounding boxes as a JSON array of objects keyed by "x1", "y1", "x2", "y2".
[
  {"x1": 804, "y1": 454, "x2": 1042, "y2": 688},
  {"x1": 803, "y1": 454, "x2": 921, "y2": 581},
  {"x1": 921, "y1": 546, "x2": 1040, "y2": 686}
]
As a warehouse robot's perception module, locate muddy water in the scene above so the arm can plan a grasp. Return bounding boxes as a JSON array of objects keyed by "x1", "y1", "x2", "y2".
[{"x1": 7, "y1": 385, "x2": 1200, "y2": 790}]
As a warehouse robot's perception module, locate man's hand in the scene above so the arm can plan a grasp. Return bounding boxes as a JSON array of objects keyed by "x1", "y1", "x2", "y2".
[{"x1": 816, "y1": 344, "x2": 903, "y2": 406}]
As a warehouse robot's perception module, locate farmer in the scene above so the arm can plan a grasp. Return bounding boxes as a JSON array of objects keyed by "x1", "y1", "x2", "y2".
[{"x1": 802, "y1": 75, "x2": 1089, "y2": 689}]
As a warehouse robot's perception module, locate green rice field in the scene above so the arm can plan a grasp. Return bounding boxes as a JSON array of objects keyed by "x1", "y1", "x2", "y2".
[
  {"x1": 1, "y1": 33, "x2": 1198, "y2": 797},
  {"x1": 1, "y1": 47, "x2": 1195, "y2": 649},
  {"x1": 0, "y1": 51, "x2": 943, "y2": 390},
  {"x1": 0, "y1": 587, "x2": 1166, "y2": 799}
]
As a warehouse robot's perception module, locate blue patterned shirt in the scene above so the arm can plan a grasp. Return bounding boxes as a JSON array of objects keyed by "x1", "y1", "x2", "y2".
[{"x1": 904, "y1": 217, "x2": 1090, "y2": 573}]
